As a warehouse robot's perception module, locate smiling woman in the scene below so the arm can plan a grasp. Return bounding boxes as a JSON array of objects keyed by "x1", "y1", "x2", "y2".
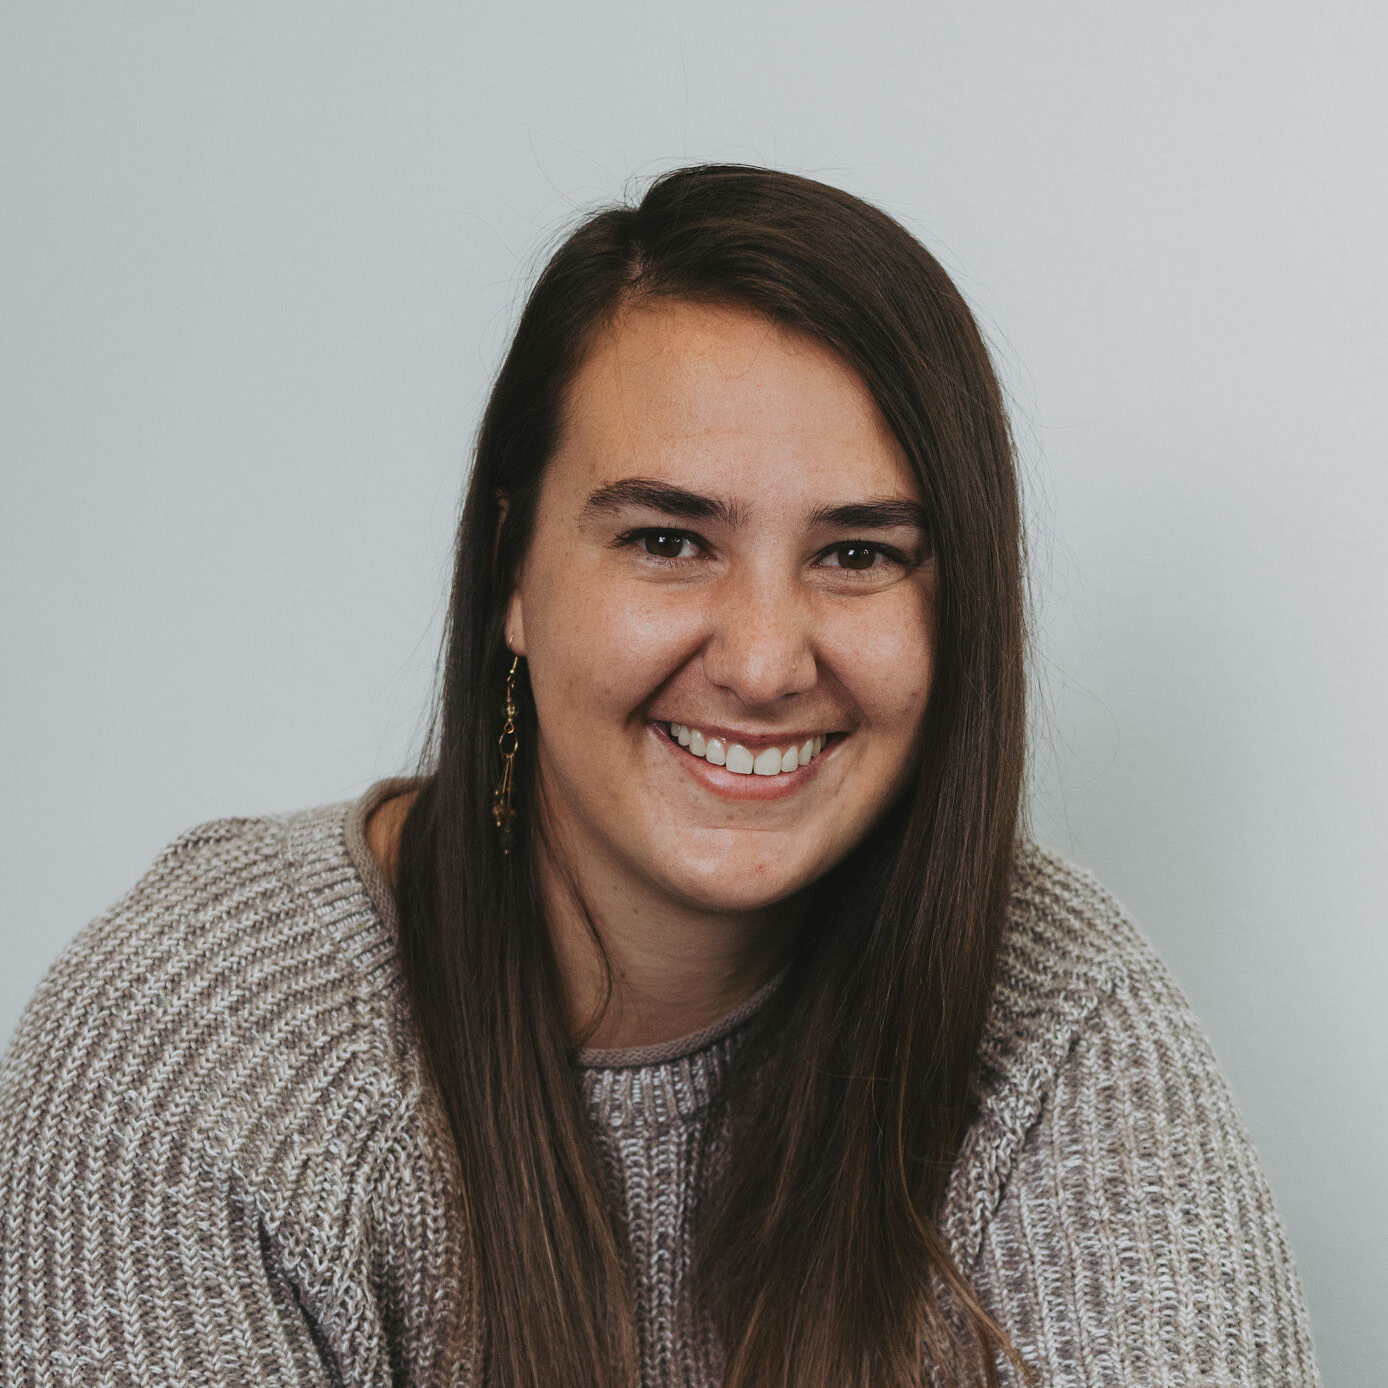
[
  {"x1": 504, "y1": 301, "x2": 939, "y2": 1047},
  {"x1": 0, "y1": 166, "x2": 1320, "y2": 1387}
]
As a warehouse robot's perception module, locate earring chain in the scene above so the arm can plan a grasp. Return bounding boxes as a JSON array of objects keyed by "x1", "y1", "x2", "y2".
[{"x1": 492, "y1": 655, "x2": 520, "y2": 853}]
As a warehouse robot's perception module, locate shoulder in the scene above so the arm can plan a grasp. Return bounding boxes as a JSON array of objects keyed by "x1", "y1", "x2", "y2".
[
  {"x1": 0, "y1": 794, "x2": 428, "y2": 1228},
  {"x1": 944, "y1": 839, "x2": 1214, "y2": 1263},
  {"x1": 0, "y1": 796, "x2": 476, "y2": 1379},
  {"x1": 944, "y1": 843, "x2": 1320, "y2": 1384}
]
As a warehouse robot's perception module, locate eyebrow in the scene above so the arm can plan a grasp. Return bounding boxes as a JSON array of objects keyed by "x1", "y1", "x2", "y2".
[
  {"x1": 582, "y1": 477, "x2": 928, "y2": 532},
  {"x1": 805, "y1": 498, "x2": 928, "y2": 531}
]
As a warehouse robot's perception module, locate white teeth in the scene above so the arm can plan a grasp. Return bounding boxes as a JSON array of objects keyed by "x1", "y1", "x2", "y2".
[
  {"x1": 753, "y1": 747, "x2": 782, "y2": 776},
  {"x1": 725, "y1": 743, "x2": 755, "y2": 775},
  {"x1": 667, "y1": 723, "x2": 834, "y2": 777}
]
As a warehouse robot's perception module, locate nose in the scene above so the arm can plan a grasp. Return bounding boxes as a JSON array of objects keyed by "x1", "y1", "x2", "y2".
[{"x1": 700, "y1": 565, "x2": 817, "y2": 707}]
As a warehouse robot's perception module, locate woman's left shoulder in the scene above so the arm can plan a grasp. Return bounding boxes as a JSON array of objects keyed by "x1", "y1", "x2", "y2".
[
  {"x1": 943, "y1": 840, "x2": 1321, "y2": 1385},
  {"x1": 960, "y1": 839, "x2": 1233, "y2": 1166},
  {"x1": 1002, "y1": 837, "x2": 1168, "y2": 994},
  {"x1": 975, "y1": 839, "x2": 1190, "y2": 1090}
]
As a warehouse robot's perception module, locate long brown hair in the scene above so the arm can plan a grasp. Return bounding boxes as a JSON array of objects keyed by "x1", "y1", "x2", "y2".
[{"x1": 395, "y1": 164, "x2": 1029, "y2": 1385}]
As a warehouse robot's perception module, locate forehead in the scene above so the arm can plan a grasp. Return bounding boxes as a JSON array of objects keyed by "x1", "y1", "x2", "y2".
[{"x1": 550, "y1": 299, "x2": 915, "y2": 502}]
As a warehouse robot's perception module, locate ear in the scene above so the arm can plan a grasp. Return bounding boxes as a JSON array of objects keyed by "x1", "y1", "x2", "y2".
[
  {"x1": 494, "y1": 491, "x2": 524, "y2": 657},
  {"x1": 495, "y1": 489, "x2": 527, "y2": 656},
  {"x1": 492, "y1": 489, "x2": 509, "y2": 572},
  {"x1": 504, "y1": 588, "x2": 527, "y2": 657}
]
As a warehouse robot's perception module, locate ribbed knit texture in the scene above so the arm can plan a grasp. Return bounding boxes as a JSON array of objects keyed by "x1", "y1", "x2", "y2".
[{"x1": 0, "y1": 780, "x2": 1320, "y2": 1386}]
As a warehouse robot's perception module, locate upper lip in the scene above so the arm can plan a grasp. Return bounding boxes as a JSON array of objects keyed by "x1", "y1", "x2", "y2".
[{"x1": 655, "y1": 719, "x2": 842, "y2": 749}]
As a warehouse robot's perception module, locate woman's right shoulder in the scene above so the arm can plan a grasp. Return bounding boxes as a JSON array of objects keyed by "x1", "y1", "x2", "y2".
[
  {"x1": 0, "y1": 796, "x2": 432, "y2": 1207},
  {"x1": 4, "y1": 810, "x2": 295, "y2": 1069},
  {"x1": 0, "y1": 795, "x2": 477, "y2": 1381}
]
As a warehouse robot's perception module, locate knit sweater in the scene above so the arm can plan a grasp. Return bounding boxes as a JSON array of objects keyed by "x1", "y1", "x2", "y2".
[{"x1": 0, "y1": 778, "x2": 1320, "y2": 1387}]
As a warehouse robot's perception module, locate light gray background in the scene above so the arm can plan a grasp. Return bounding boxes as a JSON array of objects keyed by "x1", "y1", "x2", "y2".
[{"x1": 3, "y1": 3, "x2": 1383, "y2": 1382}]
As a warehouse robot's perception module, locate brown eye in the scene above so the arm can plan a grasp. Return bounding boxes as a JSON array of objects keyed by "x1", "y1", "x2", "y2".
[
  {"x1": 642, "y1": 531, "x2": 692, "y2": 559},
  {"x1": 835, "y1": 543, "x2": 880, "y2": 570}
]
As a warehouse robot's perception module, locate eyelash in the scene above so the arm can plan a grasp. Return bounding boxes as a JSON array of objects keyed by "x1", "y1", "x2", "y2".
[{"x1": 613, "y1": 527, "x2": 914, "y2": 577}]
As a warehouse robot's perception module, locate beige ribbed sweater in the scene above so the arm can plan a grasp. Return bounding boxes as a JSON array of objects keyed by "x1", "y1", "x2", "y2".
[{"x1": 0, "y1": 779, "x2": 1320, "y2": 1386}]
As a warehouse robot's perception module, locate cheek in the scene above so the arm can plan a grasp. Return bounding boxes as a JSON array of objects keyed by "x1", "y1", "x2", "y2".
[
  {"x1": 523, "y1": 563, "x2": 705, "y2": 717},
  {"x1": 830, "y1": 590, "x2": 936, "y2": 734}
]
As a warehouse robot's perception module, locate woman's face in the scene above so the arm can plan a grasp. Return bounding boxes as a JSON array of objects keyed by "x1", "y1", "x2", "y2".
[{"x1": 505, "y1": 300, "x2": 937, "y2": 920}]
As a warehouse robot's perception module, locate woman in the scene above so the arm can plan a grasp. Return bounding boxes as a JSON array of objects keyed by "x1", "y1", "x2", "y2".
[{"x1": 0, "y1": 166, "x2": 1319, "y2": 1386}]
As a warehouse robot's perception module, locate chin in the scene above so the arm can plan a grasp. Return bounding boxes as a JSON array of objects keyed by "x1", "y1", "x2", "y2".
[
  {"x1": 672, "y1": 882, "x2": 802, "y2": 917},
  {"x1": 655, "y1": 845, "x2": 826, "y2": 917}
]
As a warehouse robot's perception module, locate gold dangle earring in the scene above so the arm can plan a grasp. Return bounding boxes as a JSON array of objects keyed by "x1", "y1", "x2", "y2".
[{"x1": 492, "y1": 654, "x2": 520, "y2": 854}]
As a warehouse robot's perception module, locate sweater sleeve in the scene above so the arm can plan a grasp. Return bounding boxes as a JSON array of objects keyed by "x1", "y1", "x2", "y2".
[
  {"x1": 0, "y1": 815, "x2": 465, "y2": 1386},
  {"x1": 969, "y1": 973, "x2": 1321, "y2": 1388}
]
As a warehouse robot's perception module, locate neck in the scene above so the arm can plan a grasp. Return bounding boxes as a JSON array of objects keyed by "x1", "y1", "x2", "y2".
[
  {"x1": 536, "y1": 831, "x2": 797, "y2": 1051},
  {"x1": 366, "y1": 784, "x2": 798, "y2": 1051}
]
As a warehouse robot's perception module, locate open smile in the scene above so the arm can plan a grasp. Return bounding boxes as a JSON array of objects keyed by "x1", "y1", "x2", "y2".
[{"x1": 652, "y1": 721, "x2": 845, "y2": 800}]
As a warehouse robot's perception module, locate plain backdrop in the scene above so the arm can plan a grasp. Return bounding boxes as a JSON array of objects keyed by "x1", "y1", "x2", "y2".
[{"x1": 3, "y1": 2, "x2": 1384, "y2": 1382}]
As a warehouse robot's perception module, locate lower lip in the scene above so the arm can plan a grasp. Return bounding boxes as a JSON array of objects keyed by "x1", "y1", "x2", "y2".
[{"x1": 651, "y1": 723, "x2": 836, "y2": 802}]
